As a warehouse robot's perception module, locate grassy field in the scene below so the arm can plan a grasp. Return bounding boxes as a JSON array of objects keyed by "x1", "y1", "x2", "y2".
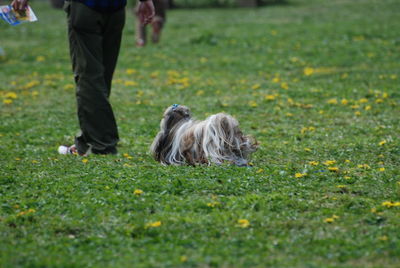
[{"x1": 1, "y1": 0, "x2": 400, "y2": 267}]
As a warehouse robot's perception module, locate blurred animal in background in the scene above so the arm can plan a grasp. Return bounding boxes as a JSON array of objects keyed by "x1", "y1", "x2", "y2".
[
  {"x1": 151, "y1": 104, "x2": 258, "y2": 166},
  {"x1": 135, "y1": 0, "x2": 167, "y2": 46}
]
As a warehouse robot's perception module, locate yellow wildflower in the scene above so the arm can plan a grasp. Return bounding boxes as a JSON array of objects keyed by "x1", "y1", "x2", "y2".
[
  {"x1": 379, "y1": 167, "x2": 385, "y2": 172},
  {"x1": 359, "y1": 98, "x2": 368, "y2": 103},
  {"x1": 272, "y1": 77, "x2": 280, "y2": 83},
  {"x1": 123, "y1": 153, "x2": 133, "y2": 159},
  {"x1": 150, "y1": 71, "x2": 159, "y2": 78},
  {"x1": 82, "y1": 159, "x2": 88, "y2": 164},
  {"x1": 379, "y1": 140, "x2": 386, "y2": 146},
  {"x1": 382, "y1": 201, "x2": 400, "y2": 208},
  {"x1": 180, "y1": 256, "x2": 188, "y2": 262},
  {"x1": 265, "y1": 94, "x2": 276, "y2": 101},
  {"x1": 295, "y1": 173, "x2": 307, "y2": 178},
  {"x1": 324, "y1": 217, "x2": 334, "y2": 223},
  {"x1": 251, "y1": 84, "x2": 261, "y2": 90},
  {"x1": 207, "y1": 202, "x2": 220, "y2": 208},
  {"x1": 365, "y1": 105, "x2": 371, "y2": 111},
  {"x1": 256, "y1": 168, "x2": 264, "y2": 174},
  {"x1": 323, "y1": 160, "x2": 336, "y2": 166},
  {"x1": 5, "y1": 92, "x2": 17, "y2": 99},
  {"x1": 44, "y1": 80, "x2": 56, "y2": 87},
  {"x1": 136, "y1": 90, "x2": 144, "y2": 97},
  {"x1": 328, "y1": 167, "x2": 339, "y2": 172},
  {"x1": 280, "y1": 82, "x2": 289, "y2": 90},
  {"x1": 3, "y1": 99, "x2": 12, "y2": 104},
  {"x1": 375, "y1": 99, "x2": 383, "y2": 104},
  {"x1": 63, "y1": 84, "x2": 74, "y2": 90},
  {"x1": 126, "y1": 68, "x2": 137, "y2": 75},
  {"x1": 378, "y1": 236, "x2": 388, "y2": 241},
  {"x1": 17, "y1": 208, "x2": 36, "y2": 217},
  {"x1": 196, "y1": 90, "x2": 205, "y2": 96},
  {"x1": 303, "y1": 67, "x2": 314, "y2": 76},
  {"x1": 36, "y1": 56, "x2": 45, "y2": 62},
  {"x1": 358, "y1": 164, "x2": 370, "y2": 169},
  {"x1": 167, "y1": 70, "x2": 179, "y2": 78},
  {"x1": 309, "y1": 161, "x2": 319, "y2": 166},
  {"x1": 23, "y1": 80, "x2": 40, "y2": 89},
  {"x1": 124, "y1": 80, "x2": 138, "y2": 87},
  {"x1": 341, "y1": 99, "x2": 348, "y2": 105},
  {"x1": 304, "y1": 148, "x2": 312, "y2": 152},
  {"x1": 237, "y1": 219, "x2": 250, "y2": 228},
  {"x1": 306, "y1": 126, "x2": 316, "y2": 134},
  {"x1": 146, "y1": 221, "x2": 162, "y2": 228},
  {"x1": 248, "y1": 101, "x2": 258, "y2": 107},
  {"x1": 133, "y1": 189, "x2": 143, "y2": 195},
  {"x1": 327, "y1": 98, "x2": 338, "y2": 104}
]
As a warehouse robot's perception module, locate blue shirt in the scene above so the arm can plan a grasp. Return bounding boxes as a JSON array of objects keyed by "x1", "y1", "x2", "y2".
[{"x1": 73, "y1": 0, "x2": 127, "y2": 13}]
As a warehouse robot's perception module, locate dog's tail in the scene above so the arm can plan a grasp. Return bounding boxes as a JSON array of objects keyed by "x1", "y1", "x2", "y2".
[{"x1": 198, "y1": 113, "x2": 257, "y2": 165}]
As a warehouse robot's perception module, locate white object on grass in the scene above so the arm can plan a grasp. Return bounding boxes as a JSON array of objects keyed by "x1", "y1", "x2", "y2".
[{"x1": 58, "y1": 145, "x2": 69, "y2": 155}]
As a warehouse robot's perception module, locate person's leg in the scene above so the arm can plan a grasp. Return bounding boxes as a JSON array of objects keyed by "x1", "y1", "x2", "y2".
[
  {"x1": 67, "y1": 1, "x2": 119, "y2": 155},
  {"x1": 134, "y1": 4, "x2": 146, "y2": 46},
  {"x1": 103, "y1": 8, "x2": 125, "y2": 97},
  {"x1": 151, "y1": 0, "x2": 166, "y2": 43}
]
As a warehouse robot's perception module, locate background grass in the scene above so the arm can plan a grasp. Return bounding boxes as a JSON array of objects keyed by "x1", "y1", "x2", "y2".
[{"x1": 1, "y1": 0, "x2": 400, "y2": 267}]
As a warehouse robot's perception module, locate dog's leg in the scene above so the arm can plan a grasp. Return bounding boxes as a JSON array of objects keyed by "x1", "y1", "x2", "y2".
[
  {"x1": 182, "y1": 133, "x2": 196, "y2": 166},
  {"x1": 183, "y1": 150, "x2": 196, "y2": 166}
]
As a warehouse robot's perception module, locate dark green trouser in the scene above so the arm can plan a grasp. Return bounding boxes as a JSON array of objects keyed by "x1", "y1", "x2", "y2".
[{"x1": 65, "y1": 1, "x2": 125, "y2": 154}]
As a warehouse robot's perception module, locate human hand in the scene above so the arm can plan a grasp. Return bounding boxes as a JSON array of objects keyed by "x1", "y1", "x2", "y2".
[
  {"x1": 11, "y1": 0, "x2": 29, "y2": 11},
  {"x1": 137, "y1": 0, "x2": 155, "y2": 26}
]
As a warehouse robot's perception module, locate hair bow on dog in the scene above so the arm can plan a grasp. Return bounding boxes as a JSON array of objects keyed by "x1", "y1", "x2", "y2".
[{"x1": 172, "y1": 104, "x2": 179, "y2": 110}]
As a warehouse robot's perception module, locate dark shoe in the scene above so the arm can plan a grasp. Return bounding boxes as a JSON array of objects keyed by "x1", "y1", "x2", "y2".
[{"x1": 92, "y1": 147, "x2": 117, "y2": 155}]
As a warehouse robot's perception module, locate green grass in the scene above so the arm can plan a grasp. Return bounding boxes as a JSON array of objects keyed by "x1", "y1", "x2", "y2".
[{"x1": 1, "y1": 0, "x2": 400, "y2": 267}]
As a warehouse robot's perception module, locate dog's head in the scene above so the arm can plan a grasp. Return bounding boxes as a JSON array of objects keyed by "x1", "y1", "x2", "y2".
[
  {"x1": 160, "y1": 104, "x2": 191, "y2": 131},
  {"x1": 151, "y1": 104, "x2": 192, "y2": 164}
]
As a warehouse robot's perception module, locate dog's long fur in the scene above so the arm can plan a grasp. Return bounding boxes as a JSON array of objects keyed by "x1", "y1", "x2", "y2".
[{"x1": 150, "y1": 105, "x2": 258, "y2": 166}]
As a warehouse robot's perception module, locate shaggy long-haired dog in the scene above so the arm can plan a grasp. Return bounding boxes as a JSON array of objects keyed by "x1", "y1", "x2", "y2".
[{"x1": 150, "y1": 104, "x2": 258, "y2": 166}]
